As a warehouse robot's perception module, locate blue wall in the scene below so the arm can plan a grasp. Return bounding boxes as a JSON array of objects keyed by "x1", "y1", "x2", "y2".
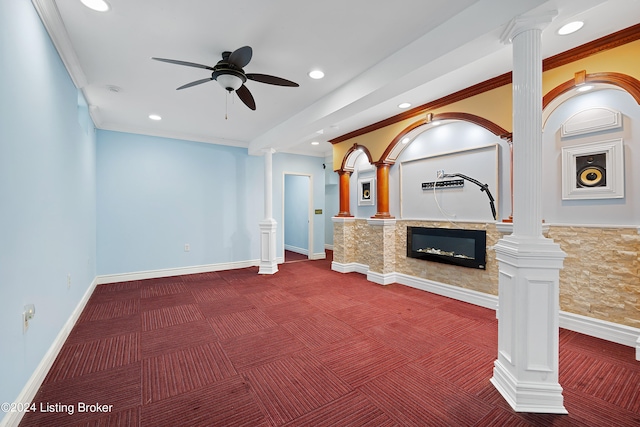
[
  {"x1": 284, "y1": 174, "x2": 310, "y2": 253},
  {"x1": 97, "y1": 131, "x2": 264, "y2": 275},
  {"x1": 0, "y1": 2, "x2": 327, "y2": 412},
  {"x1": 0, "y1": 0, "x2": 97, "y2": 406}
]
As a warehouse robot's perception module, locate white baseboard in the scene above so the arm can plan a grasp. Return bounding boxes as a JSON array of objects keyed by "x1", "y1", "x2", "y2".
[
  {"x1": 334, "y1": 264, "x2": 640, "y2": 360},
  {"x1": 6, "y1": 260, "x2": 638, "y2": 427},
  {"x1": 367, "y1": 271, "x2": 396, "y2": 285},
  {"x1": 284, "y1": 245, "x2": 308, "y2": 256},
  {"x1": 2, "y1": 258, "x2": 273, "y2": 427},
  {"x1": 1, "y1": 278, "x2": 98, "y2": 427},
  {"x1": 96, "y1": 259, "x2": 260, "y2": 284},
  {"x1": 310, "y1": 252, "x2": 326, "y2": 260},
  {"x1": 331, "y1": 261, "x2": 368, "y2": 275},
  {"x1": 325, "y1": 244, "x2": 334, "y2": 251},
  {"x1": 558, "y1": 310, "x2": 640, "y2": 356},
  {"x1": 395, "y1": 273, "x2": 499, "y2": 311}
]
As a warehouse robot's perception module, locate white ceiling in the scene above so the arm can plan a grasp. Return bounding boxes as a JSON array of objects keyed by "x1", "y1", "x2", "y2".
[{"x1": 34, "y1": 0, "x2": 640, "y2": 158}]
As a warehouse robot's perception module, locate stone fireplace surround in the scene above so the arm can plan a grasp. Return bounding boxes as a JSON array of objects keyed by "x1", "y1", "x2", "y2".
[{"x1": 332, "y1": 217, "x2": 640, "y2": 360}]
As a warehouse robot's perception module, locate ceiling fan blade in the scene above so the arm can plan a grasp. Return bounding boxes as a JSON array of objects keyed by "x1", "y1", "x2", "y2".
[
  {"x1": 228, "y1": 46, "x2": 252, "y2": 69},
  {"x1": 152, "y1": 57, "x2": 214, "y2": 71},
  {"x1": 246, "y1": 73, "x2": 299, "y2": 87},
  {"x1": 176, "y1": 78, "x2": 213, "y2": 90},
  {"x1": 236, "y1": 85, "x2": 256, "y2": 110}
]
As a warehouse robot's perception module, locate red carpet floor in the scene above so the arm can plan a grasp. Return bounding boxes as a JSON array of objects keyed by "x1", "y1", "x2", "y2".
[
  {"x1": 20, "y1": 254, "x2": 640, "y2": 426},
  {"x1": 284, "y1": 250, "x2": 308, "y2": 263}
]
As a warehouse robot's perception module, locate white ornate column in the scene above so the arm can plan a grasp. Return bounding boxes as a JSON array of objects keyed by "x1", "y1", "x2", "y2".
[
  {"x1": 491, "y1": 12, "x2": 568, "y2": 414},
  {"x1": 259, "y1": 148, "x2": 278, "y2": 274}
]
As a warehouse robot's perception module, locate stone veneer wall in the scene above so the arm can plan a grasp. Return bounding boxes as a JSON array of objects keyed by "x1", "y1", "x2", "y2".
[
  {"x1": 332, "y1": 219, "x2": 355, "y2": 265},
  {"x1": 334, "y1": 219, "x2": 639, "y2": 329},
  {"x1": 549, "y1": 226, "x2": 640, "y2": 328},
  {"x1": 394, "y1": 221, "x2": 501, "y2": 296}
]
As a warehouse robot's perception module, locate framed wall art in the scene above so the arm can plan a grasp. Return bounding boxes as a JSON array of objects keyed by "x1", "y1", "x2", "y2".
[{"x1": 561, "y1": 139, "x2": 624, "y2": 200}]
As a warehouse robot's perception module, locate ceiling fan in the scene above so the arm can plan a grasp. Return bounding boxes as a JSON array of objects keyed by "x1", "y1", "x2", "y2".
[{"x1": 152, "y1": 46, "x2": 299, "y2": 111}]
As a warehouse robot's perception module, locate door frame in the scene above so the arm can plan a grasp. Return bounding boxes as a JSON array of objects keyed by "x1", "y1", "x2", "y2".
[{"x1": 282, "y1": 172, "x2": 313, "y2": 260}]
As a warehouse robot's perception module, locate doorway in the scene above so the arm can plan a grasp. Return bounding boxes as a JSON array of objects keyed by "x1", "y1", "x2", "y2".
[{"x1": 283, "y1": 174, "x2": 312, "y2": 262}]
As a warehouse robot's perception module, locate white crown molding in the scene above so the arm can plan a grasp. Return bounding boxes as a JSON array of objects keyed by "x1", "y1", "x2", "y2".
[
  {"x1": 31, "y1": 0, "x2": 87, "y2": 89},
  {"x1": 97, "y1": 123, "x2": 251, "y2": 149}
]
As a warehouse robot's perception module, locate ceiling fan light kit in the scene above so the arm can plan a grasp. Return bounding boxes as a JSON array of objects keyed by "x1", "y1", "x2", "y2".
[{"x1": 152, "y1": 46, "x2": 298, "y2": 112}]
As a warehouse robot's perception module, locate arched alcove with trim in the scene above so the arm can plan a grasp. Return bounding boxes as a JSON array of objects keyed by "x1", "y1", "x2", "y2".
[
  {"x1": 539, "y1": 70, "x2": 640, "y2": 333},
  {"x1": 379, "y1": 112, "x2": 512, "y2": 166},
  {"x1": 339, "y1": 143, "x2": 373, "y2": 173},
  {"x1": 543, "y1": 70, "x2": 640, "y2": 128}
]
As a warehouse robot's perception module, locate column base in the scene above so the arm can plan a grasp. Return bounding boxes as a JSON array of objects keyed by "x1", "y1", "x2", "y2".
[
  {"x1": 258, "y1": 218, "x2": 278, "y2": 275},
  {"x1": 491, "y1": 360, "x2": 567, "y2": 414},
  {"x1": 492, "y1": 234, "x2": 567, "y2": 414}
]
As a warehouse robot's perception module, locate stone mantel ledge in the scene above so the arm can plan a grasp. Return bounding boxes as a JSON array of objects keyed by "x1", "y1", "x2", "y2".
[
  {"x1": 497, "y1": 222, "x2": 640, "y2": 234},
  {"x1": 367, "y1": 218, "x2": 397, "y2": 226},
  {"x1": 332, "y1": 216, "x2": 356, "y2": 223},
  {"x1": 496, "y1": 221, "x2": 549, "y2": 235}
]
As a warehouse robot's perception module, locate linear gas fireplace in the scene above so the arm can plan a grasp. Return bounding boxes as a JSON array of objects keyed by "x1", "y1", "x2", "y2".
[{"x1": 407, "y1": 226, "x2": 486, "y2": 269}]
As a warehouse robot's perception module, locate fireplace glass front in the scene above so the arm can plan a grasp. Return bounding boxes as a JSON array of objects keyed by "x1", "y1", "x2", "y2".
[{"x1": 407, "y1": 227, "x2": 486, "y2": 269}]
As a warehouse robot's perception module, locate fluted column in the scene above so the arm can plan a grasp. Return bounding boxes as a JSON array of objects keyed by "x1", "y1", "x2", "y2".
[
  {"x1": 259, "y1": 148, "x2": 278, "y2": 275},
  {"x1": 491, "y1": 11, "x2": 568, "y2": 414},
  {"x1": 372, "y1": 162, "x2": 393, "y2": 219},
  {"x1": 336, "y1": 170, "x2": 353, "y2": 217},
  {"x1": 512, "y1": 25, "x2": 544, "y2": 237}
]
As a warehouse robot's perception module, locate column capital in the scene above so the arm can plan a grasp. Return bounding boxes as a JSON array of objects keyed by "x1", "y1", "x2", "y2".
[
  {"x1": 373, "y1": 160, "x2": 394, "y2": 168},
  {"x1": 261, "y1": 147, "x2": 277, "y2": 155},
  {"x1": 500, "y1": 10, "x2": 557, "y2": 44}
]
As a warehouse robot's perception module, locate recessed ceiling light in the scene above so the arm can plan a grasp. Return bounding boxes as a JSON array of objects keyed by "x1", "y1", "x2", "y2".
[
  {"x1": 81, "y1": 0, "x2": 111, "y2": 12},
  {"x1": 311, "y1": 141, "x2": 320, "y2": 146},
  {"x1": 308, "y1": 70, "x2": 325, "y2": 79},
  {"x1": 149, "y1": 114, "x2": 162, "y2": 121},
  {"x1": 398, "y1": 102, "x2": 411, "y2": 109},
  {"x1": 558, "y1": 21, "x2": 584, "y2": 35},
  {"x1": 576, "y1": 85, "x2": 594, "y2": 92}
]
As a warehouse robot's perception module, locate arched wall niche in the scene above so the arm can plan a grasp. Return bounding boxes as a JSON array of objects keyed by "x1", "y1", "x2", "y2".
[
  {"x1": 357, "y1": 112, "x2": 512, "y2": 169},
  {"x1": 336, "y1": 113, "x2": 512, "y2": 220},
  {"x1": 339, "y1": 143, "x2": 373, "y2": 172},
  {"x1": 541, "y1": 86, "x2": 640, "y2": 225},
  {"x1": 543, "y1": 70, "x2": 640, "y2": 128}
]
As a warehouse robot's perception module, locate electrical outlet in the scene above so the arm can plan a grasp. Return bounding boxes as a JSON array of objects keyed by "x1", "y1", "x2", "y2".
[
  {"x1": 23, "y1": 304, "x2": 35, "y2": 333},
  {"x1": 184, "y1": 244, "x2": 190, "y2": 252}
]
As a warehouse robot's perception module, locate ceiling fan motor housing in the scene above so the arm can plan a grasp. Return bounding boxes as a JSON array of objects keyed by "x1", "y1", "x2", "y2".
[{"x1": 212, "y1": 67, "x2": 246, "y2": 91}]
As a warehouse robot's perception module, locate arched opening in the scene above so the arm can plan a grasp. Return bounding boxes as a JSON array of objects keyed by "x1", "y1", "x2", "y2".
[{"x1": 543, "y1": 70, "x2": 640, "y2": 127}]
